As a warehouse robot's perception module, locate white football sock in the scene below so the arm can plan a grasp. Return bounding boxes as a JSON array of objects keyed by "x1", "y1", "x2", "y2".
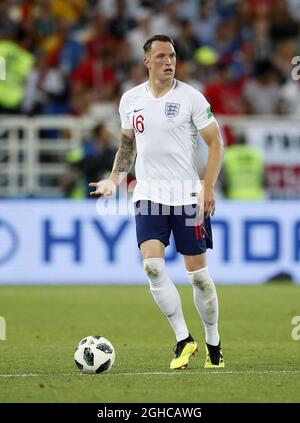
[
  {"x1": 187, "y1": 266, "x2": 220, "y2": 346},
  {"x1": 143, "y1": 258, "x2": 189, "y2": 342}
]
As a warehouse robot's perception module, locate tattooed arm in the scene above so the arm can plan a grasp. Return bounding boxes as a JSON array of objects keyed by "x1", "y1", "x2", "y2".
[
  {"x1": 89, "y1": 128, "x2": 136, "y2": 197},
  {"x1": 110, "y1": 128, "x2": 136, "y2": 184}
]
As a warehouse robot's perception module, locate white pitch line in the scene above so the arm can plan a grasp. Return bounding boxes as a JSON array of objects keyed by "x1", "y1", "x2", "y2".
[
  {"x1": 1, "y1": 370, "x2": 300, "y2": 378},
  {"x1": 99, "y1": 370, "x2": 300, "y2": 377}
]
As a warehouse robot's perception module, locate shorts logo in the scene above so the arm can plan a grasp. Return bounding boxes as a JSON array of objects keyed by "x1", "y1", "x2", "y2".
[{"x1": 165, "y1": 102, "x2": 180, "y2": 118}]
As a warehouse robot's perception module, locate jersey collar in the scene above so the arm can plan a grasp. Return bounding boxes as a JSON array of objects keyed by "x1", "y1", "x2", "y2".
[{"x1": 145, "y1": 79, "x2": 177, "y2": 100}]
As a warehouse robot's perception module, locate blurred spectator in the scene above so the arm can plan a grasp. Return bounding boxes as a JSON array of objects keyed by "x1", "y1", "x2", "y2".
[
  {"x1": 252, "y1": 19, "x2": 272, "y2": 61},
  {"x1": 83, "y1": 122, "x2": 117, "y2": 184},
  {"x1": 175, "y1": 61, "x2": 203, "y2": 92},
  {"x1": 109, "y1": 0, "x2": 136, "y2": 38},
  {"x1": 235, "y1": 1, "x2": 253, "y2": 43},
  {"x1": 175, "y1": 19, "x2": 200, "y2": 62},
  {"x1": 204, "y1": 61, "x2": 246, "y2": 145},
  {"x1": 18, "y1": 17, "x2": 39, "y2": 53},
  {"x1": 205, "y1": 62, "x2": 246, "y2": 115},
  {"x1": 243, "y1": 61, "x2": 283, "y2": 114},
  {"x1": 35, "y1": 0, "x2": 57, "y2": 41},
  {"x1": 70, "y1": 82, "x2": 94, "y2": 116},
  {"x1": 72, "y1": 49, "x2": 118, "y2": 103},
  {"x1": 51, "y1": 0, "x2": 87, "y2": 25},
  {"x1": 177, "y1": 0, "x2": 199, "y2": 22},
  {"x1": 232, "y1": 42, "x2": 255, "y2": 80},
  {"x1": 22, "y1": 50, "x2": 65, "y2": 115},
  {"x1": 60, "y1": 122, "x2": 117, "y2": 198},
  {"x1": 221, "y1": 135, "x2": 265, "y2": 200},
  {"x1": 273, "y1": 38, "x2": 298, "y2": 79},
  {"x1": 213, "y1": 17, "x2": 240, "y2": 63},
  {"x1": 121, "y1": 63, "x2": 147, "y2": 93},
  {"x1": 0, "y1": 36, "x2": 34, "y2": 113},
  {"x1": 194, "y1": 0, "x2": 220, "y2": 46},
  {"x1": 85, "y1": 13, "x2": 118, "y2": 60},
  {"x1": 115, "y1": 40, "x2": 136, "y2": 83},
  {"x1": 151, "y1": 1, "x2": 180, "y2": 39},
  {"x1": 0, "y1": 1, "x2": 19, "y2": 39},
  {"x1": 270, "y1": 0, "x2": 299, "y2": 41},
  {"x1": 278, "y1": 78, "x2": 300, "y2": 116},
  {"x1": 127, "y1": 8, "x2": 154, "y2": 62},
  {"x1": 53, "y1": 20, "x2": 86, "y2": 77}
]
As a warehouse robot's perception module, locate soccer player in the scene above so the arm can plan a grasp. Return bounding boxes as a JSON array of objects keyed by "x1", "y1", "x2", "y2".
[{"x1": 89, "y1": 34, "x2": 225, "y2": 370}]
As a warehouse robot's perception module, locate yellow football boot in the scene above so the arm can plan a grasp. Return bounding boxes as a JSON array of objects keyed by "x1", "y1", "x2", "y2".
[
  {"x1": 170, "y1": 335, "x2": 198, "y2": 370},
  {"x1": 204, "y1": 342, "x2": 225, "y2": 368}
]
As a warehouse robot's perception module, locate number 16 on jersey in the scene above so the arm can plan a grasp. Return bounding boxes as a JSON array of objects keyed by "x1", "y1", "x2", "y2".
[{"x1": 133, "y1": 114, "x2": 145, "y2": 134}]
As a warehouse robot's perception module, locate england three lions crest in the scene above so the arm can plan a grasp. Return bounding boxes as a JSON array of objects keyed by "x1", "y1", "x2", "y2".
[{"x1": 165, "y1": 102, "x2": 180, "y2": 118}]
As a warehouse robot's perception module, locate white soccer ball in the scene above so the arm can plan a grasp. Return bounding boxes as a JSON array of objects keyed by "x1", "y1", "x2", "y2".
[{"x1": 74, "y1": 336, "x2": 115, "y2": 374}]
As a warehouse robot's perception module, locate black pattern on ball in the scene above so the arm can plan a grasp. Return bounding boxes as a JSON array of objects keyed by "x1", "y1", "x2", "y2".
[
  {"x1": 96, "y1": 359, "x2": 111, "y2": 373},
  {"x1": 96, "y1": 343, "x2": 113, "y2": 354},
  {"x1": 83, "y1": 347, "x2": 94, "y2": 366}
]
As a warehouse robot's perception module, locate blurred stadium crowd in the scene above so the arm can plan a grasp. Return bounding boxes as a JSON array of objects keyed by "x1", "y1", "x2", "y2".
[
  {"x1": 1, "y1": 0, "x2": 300, "y2": 117},
  {"x1": 0, "y1": 0, "x2": 300, "y2": 199}
]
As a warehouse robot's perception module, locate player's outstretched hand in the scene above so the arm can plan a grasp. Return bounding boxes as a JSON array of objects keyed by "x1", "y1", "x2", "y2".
[{"x1": 89, "y1": 179, "x2": 117, "y2": 197}]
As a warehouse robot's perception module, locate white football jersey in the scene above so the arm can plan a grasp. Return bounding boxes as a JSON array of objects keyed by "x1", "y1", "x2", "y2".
[{"x1": 119, "y1": 79, "x2": 215, "y2": 205}]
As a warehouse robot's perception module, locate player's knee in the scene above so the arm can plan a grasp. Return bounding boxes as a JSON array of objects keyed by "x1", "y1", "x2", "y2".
[
  {"x1": 188, "y1": 267, "x2": 216, "y2": 295},
  {"x1": 143, "y1": 258, "x2": 165, "y2": 281}
]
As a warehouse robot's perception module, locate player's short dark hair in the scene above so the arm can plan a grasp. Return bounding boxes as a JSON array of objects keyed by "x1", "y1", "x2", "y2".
[{"x1": 143, "y1": 34, "x2": 175, "y2": 55}]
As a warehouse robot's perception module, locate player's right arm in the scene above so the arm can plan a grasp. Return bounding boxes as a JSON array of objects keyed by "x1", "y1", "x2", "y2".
[{"x1": 89, "y1": 128, "x2": 136, "y2": 197}]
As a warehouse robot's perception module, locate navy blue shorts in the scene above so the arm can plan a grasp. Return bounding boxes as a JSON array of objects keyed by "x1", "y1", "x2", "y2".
[{"x1": 134, "y1": 200, "x2": 213, "y2": 256}]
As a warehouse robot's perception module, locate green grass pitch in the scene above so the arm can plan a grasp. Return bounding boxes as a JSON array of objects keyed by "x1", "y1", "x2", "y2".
[{"x1": 0, "y1": 283, "x2": 299, "y2": 403}]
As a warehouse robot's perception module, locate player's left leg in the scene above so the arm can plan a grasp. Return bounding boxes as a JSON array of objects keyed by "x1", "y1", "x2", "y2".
[
  {"x1": 184, "y1": 253, "x2": 224, "y2": 368},
  {"x1": 171, "y1": 204, "x2": 224, "y2": 368}
]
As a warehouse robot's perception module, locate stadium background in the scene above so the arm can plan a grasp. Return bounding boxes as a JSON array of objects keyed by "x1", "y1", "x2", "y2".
[{"x1": 0, "y1": 0, "x2": 300, "y2": 405}]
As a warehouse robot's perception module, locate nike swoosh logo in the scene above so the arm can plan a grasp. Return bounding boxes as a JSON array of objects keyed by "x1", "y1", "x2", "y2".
[{"x1": 133, "y1": 108, "x2": 144, "y2": 113}]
